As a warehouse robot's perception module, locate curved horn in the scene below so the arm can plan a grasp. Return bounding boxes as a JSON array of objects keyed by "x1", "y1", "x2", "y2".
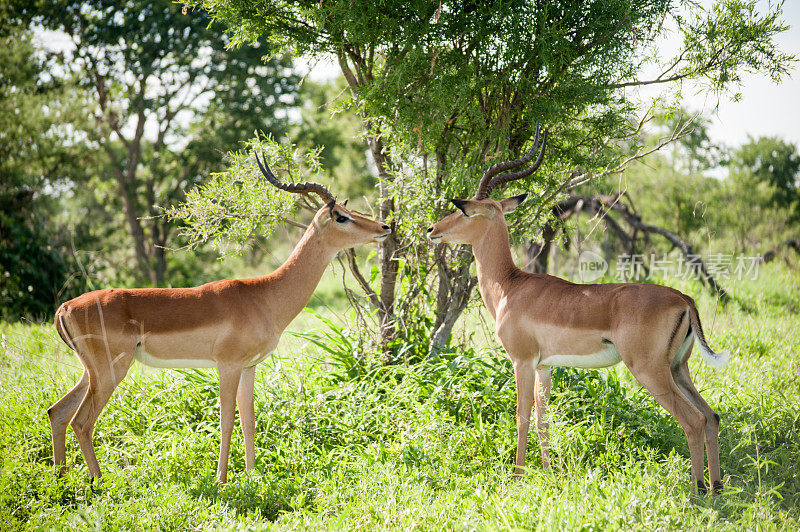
[
  {"x1": 254, "y1": 151, "x2": 335, "y2": 204},
  {"x1": 478, "y1": 129, "x2": 548, "y2": 200},
  {"x1": 474, "y1": 123, "x2": 547, "y2": 200}
]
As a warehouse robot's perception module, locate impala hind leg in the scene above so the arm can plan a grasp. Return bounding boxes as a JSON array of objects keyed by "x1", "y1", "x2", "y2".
[
  {"x1": 673, "y1": 359, "x2": 722, "y2": 494},
  {"x1": 534, "y1": 366, "x2": 552, "y2": 469},
  {"x1": 48, "y1": 369, "x2": 90, "y2": 475},
  {"x1": 236, "y1": 366, "x2": 256, "y2": 472},
  {"x1": 512, "y1": 359, "x2": 535, "y2": 476},
  {"x1": 70, "y1": 352, "x2": 134, "y2": 478},
  {"x1": 217, "y1": 363, "x2": 244, "y2": 484},
  {"x1": 628, "y1": 365, "x2": 708, "y2": 494}
]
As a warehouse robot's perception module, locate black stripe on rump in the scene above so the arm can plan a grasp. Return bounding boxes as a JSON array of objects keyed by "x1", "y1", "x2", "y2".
[{"x1": 667, "y1": 310, "x2": 687, "y2": 356}]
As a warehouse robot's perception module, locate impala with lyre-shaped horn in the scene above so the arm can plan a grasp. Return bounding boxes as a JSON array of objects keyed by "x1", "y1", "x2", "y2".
[
  {"x1": 49, "y1": 153, "x2": 390, "y2": 483},
  {"x1": 427, "y1": 124, "x2": 729, "y2": 495}
]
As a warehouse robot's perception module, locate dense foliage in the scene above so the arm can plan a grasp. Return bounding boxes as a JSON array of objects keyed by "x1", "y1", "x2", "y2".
[
  {"x1": 731, "y1": 135, "x2": 800, "y2": 220},
  {"x1": 0, "y1": 26, "x2": 92, "y2": 320},
  {"x1": 1, "y1": 0, "x2": 300, "y2": 286}
]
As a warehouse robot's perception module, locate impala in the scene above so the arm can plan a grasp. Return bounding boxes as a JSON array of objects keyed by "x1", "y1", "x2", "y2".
[
  {"x1": 49, "y1": 154, "x2": 390, "y2": 483},
  {"x1": 427, "y1": 125, "x2": 729, "y2": 495}
]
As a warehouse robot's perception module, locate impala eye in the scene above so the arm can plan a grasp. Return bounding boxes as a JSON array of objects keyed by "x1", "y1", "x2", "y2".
[{"x1": 336, "y1": 215, "x2": 349, "y2": 223}]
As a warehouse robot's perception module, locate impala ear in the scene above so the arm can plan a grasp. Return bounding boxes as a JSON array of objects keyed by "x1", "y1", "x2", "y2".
[
  {"x1": 451, "y1": 199, "x2": 494, "y2": 218},
  {"x1": 315, "y1": 200, "x2": 336, "y2": 228},
  {"x1": 499, "y1": 193, "x2": 528, "y2": 214},
  {"x1": 315, "y1": 214, "x2": 331, "y2": 227},
  {"x1": 316, "y1": 211, "x2": 331, "y2": 227},
  {"x1": 342, "y1": 198, "x2": 348, "y2": 207}
]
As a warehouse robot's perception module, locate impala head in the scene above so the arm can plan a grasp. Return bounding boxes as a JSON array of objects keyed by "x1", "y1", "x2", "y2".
[
  {"x1": 314, "y1": 199, "x2": 391, "y2": 248},
  {"x1": 427, "y1": 194, "x2": 529, "y2": 244},
  {"x1": 427, "y1": 123, "x2": 548, "y2": 245},
  {"x1": 255, "y1": 152, "x2": 390, "y2": 247}
]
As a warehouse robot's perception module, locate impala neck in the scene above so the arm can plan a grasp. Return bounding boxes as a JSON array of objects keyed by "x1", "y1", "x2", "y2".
[
  {"x1": 261, "y1": 222, "x2": 338, "y2": 331},
  {"x1": 472, "y1": 220, "x2": 520, "y2": 319}
]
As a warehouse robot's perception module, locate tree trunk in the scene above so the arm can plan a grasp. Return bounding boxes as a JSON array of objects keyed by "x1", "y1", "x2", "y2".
[
  {"x1": 336, "y1": 51, "x2": 400, "y2": 361},
  {"x1": 522, "y1": 193, "x2": 729, "y2": 301},
  {"x1": 564, "y1": 193, "x2": 729, "y2": 301},
  {"x1": 429, "y1": 244, "x2": 476, "y2": 354},
  {"x1": 524, "y1": 223, "x2": 556, "y2": 274},
  {"x1": 112, "y1": 166, "x2": 153, "y2": 283},
  {"x1": 152, "y1": 221, "x2": 167, "y2": 287},
  {"x1": 366, "y1": 132, "x2": 400, "y2": 362},
  {"x1": 98, "y1": 77, "x2": 157, "y2": 286}
]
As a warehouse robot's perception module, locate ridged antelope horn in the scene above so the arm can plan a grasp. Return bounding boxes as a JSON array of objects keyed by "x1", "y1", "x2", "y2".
[
  {"x1": 474, "y1": 123, "x2": 548, "y2": 200},
  {"x1": 254, "y1": 151, "x2": 335, "y2": 204}
]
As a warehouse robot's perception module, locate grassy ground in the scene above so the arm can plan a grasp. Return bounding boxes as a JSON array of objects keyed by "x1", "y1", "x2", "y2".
[{"x1": 1, "y1": 265, "x2": 799, "y2": 530}]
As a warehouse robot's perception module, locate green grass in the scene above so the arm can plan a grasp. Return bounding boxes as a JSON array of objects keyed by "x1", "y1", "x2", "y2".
[{"x1": 1, "y1": 264, "x2": 799, "y2": 530}]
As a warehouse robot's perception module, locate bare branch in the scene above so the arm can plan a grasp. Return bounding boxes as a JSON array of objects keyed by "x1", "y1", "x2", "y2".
[
  {"x1": 342, "y1": 248, "x2": 383, "y2": 310},
  {"x1": 565, "y1": 112, "x2": 697, "y2": 192}
]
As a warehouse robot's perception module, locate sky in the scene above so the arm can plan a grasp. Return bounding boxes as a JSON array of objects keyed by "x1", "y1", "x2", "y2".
[{"x1": 297, "y1": 1, "x2": 800, "y2": 149}]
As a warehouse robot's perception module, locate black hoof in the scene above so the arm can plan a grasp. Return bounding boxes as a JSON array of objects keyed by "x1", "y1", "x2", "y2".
[
  {"x1": 697, "y1": 479, "x2": 707, "y2": 495},
  {"x1": 713, "y1": 480, "x2": 723, "y2": 496}
]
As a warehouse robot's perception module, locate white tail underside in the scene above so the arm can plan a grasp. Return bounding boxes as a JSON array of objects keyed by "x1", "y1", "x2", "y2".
[{"x1": 696, "y1": 335, "x2": 730, "y2": 369}]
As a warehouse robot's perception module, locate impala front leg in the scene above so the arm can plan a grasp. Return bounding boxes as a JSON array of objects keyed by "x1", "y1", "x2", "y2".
[
  {"x1": 217, "y1": 363, "x2": 244, "y2": 484},
  {"x1": 236, "y1": 365, "x2": 256, "y2": 472},
  {"x1": 534, "y1": 366, "x2": 552, "y2": 469},
  {"x1": 513, "y1": 358, "x2": 535, "y2": 476}
]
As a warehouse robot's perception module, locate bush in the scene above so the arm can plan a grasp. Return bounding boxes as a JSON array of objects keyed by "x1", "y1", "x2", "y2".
[{"x1": 0, "y1": 213, "x2": 87, "y2": 321}]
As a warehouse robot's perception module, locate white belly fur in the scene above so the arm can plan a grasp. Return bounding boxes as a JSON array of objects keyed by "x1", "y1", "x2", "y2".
[
  {"x1": 246, "y1": 351, "x2": 271, "y2": 367},
  {"x1": 133, "y1": 344, "x2": 272, "y2": 369},
  {"x1": 540, "y1": 342, "x2": 622, "y2": 369},
  {"x1": 133, "y1": 344, "x2": 217, "y2": 368}
]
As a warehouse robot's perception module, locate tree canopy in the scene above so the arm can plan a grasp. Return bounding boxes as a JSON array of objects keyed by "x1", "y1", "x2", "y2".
[{"x1": 731, "y1": 136, "x2": 800, "y2": 216}]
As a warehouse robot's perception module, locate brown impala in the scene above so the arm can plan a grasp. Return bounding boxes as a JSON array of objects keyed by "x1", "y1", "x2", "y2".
[
  {"x1": 427, "y1": 125, "x2": 729, "y2": 495},
  {"x1": 49, "y1": 154, "x2": 390, "y2": 483}
]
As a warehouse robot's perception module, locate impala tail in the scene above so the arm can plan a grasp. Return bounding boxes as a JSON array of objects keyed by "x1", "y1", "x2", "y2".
[
  {"x1": 54, "y1": 304, "x2": 78, "y2": 353},
  {"x1": 687, "y1": 303, "x2": 730, "y2": 369}
]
